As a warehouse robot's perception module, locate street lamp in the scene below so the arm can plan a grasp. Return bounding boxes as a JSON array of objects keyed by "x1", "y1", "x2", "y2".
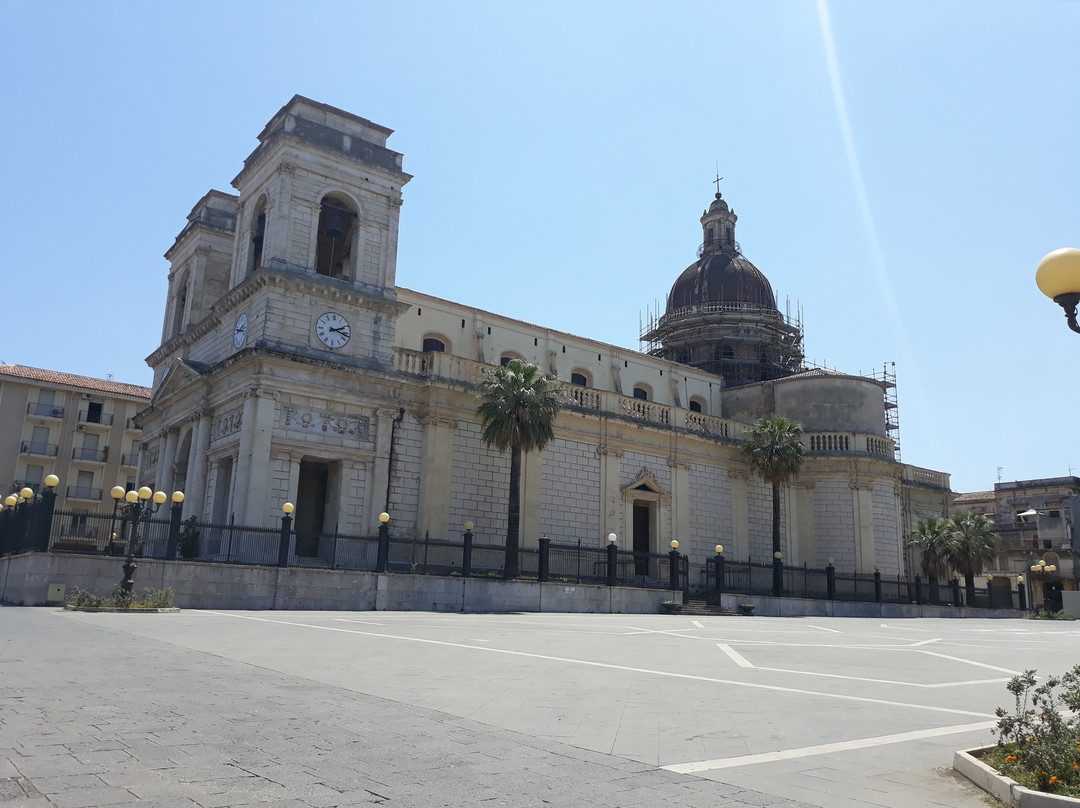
[
  {"x1": 110, "y1": 485, "x2": 183, "y2": 593},
  {"x1": 1028, "y1": 558, "x2": 1059, "y2": 612},
  {"x1": 772, "y1": 550, "x2": 783, "y2": 598},
  {"x1": 1036, "y1": 247, "x2": 1080, "y2": 335}
]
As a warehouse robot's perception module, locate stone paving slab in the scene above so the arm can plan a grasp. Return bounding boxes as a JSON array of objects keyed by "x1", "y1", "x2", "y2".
[{"x1": 1, "y1": 607, "x2": 822, "y2": 808}]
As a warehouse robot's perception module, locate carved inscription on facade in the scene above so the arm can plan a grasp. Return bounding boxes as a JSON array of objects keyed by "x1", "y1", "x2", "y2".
[
  {"x1": 212, "y1": 410, "x2": 243, "y2": 441},
  {"x1": 283, "y1": 407, "x2": 370, "y2": 440}
]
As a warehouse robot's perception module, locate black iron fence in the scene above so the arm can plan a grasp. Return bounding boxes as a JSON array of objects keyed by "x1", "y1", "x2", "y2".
[
  {"x1": 697, "y1": 557, "x2": 1027, "y2": 610},
  {"x1": 2, "y1": 505, "x2": 688, "y2": 590}
]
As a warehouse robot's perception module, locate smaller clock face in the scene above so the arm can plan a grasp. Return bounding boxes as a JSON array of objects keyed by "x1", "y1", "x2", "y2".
[
  {"x1": 316, "y1": 311, "x2": 351, "y2": 349},
  {"x1": 234, "y1": 313, "x2": 248, "y2": 348}
]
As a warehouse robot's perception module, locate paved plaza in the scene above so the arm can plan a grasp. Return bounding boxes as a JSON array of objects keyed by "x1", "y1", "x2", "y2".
[{"x1": 1, "y1": 606, "x2": 1072, "y2": 807}]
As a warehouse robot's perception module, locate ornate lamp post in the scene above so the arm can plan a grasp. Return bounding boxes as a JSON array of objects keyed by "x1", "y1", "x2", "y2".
[
  {"x1": 1, "y1": 475, "x2": 59, "y2": 552},
  {"x1": 1036, "y1": 248, "x2": 1080, "y2": 335},
  {"x1": 1028, "y1": 558, "x2": 1058, "y2": 611},
  {"x1": 110, "y1": 485, "x2": 184, "y2": 593}
]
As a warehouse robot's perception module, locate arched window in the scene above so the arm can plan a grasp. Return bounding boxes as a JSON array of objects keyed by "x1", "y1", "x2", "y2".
[
  {"x1": 632, "y1": 386, "x2": 649, "y2": 401},
  {"x1": 715, "y1": 345, "x2": 735, "y2": 361},
  {"x1": 570, "y1": 372, "x2": 588, "y2": 387},
  {"x1": 689, "y1": 399, "x2": 704, "y2": 413},
  {"x1": 422, "y1": 337, "x2": 446, "y2": 353},
  {"x1": 315, "y1": 195, "x2": 358, "y2": 278},
  {"x1": 500, "y1": 352, "x2": 525, "y2": 367},
  {"x1": 248, "y1": 196, "x2": 267, "y2": 273}
]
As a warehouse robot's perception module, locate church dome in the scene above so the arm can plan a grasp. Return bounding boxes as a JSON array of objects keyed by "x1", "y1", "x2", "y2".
[{"x1": 667, "y1": 253, "x2": 777, "y2": 312}]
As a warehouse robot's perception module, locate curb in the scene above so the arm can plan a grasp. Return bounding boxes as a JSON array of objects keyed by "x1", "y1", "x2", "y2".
[
  {"x1": 62, "y1": 606, "x2": 181, "y2": 613},
  {"x1": 954, "y1": 748, "x2": 1080, "y2": 807}
]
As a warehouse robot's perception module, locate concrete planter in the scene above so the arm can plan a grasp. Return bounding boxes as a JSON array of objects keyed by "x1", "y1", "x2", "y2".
[{"x1": 954, "y1": 747, "x2": 1080, "y2": 807}]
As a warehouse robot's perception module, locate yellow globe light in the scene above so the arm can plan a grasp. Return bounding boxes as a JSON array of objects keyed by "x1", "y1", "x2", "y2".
[
  {"x1": 670, "y1": 540, "x2": 679, "y2": 550},
  {"x1": 4, "y1": 495, "x2": 17, "y2": 507},
  {"x1": 465, "y1": 521, "x2": 475, "y2": 531},
  {"x1": 111, "y1": 486, "x2": 126, "y2": 500},
  {"x1": 282, "y1": 502, "x2": 295, "y2": 514},
  {"x1": 125, "y1": 490, "x2": 139, "y2": 503},
  {"x1": 715, "y1": 544, "x2": 724, "y2": 554},
  {"x1": 1047, "y1": 565, "x2": 1057, "y2": 573},
  {"x1": 44, "y1": 474, "x2": 59, "y2": 488},
  {"x1": 1017, "y1": 575, "x2": 1024, "y2": 583},
  {"x1": 152, "y1": 491, "x2": 167, "y2": 505},
  {"x1": 379, "y1": 512, "x2": 390, "y2": 524},
  {"x1": 137, "y1": 486, "x2": 152, "y2": 500},
  {"x1": 1036, "y1": 248, "x2": 1080, "y2": 299},
  {"x1": 172, "y1": 491, "x2": 184, "y2": 503},
  {"x1": 19, "y1": 488, "x2": 33, "y2": 500},
  {"x1": 607, "y1": 532, "x2": 617, "y2": 543},
  {"x1": 773, "y1": 551, "x2": 783, "y2": 560}
]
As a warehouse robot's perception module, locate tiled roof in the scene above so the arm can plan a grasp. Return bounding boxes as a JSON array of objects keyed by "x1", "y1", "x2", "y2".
[
  {"x1": 0, "y1": 364, "x2": 151, "y2": 399},
  {"x1": 952, "y1": 490, "x2": 994, "y2": 503}
]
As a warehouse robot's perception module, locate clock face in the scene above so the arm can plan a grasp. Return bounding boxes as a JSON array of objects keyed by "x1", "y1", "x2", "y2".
[
  {"x1": 316, "y1": 311, "x2": 351, "y2": 349},
  {"x1": 234, "y1": 313, "x2": 247, "y2": 348}
]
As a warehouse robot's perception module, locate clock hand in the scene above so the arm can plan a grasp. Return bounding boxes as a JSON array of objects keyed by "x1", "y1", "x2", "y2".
[{"x1": 329, "y1": 326, "x2": 349, "y2": 334}]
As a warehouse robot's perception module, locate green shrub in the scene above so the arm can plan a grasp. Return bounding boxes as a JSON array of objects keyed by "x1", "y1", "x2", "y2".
[
  {"x1": 987, "y1": 667, "x2": 1080, "y2": 796},
  {"x1": 1027, "y1": 609, "x2": 1075, "y2": 621},
  {"x1": 65, "y1": 586, "x2": 174, "y2": 610},
  {"x1": 178, "y1": 516, "x2": 200, "y2": 559}
]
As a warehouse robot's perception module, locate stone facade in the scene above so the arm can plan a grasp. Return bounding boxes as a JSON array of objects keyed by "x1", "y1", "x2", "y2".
[{"x1": 134, "y1": 96, "x2": 952, "y2": 576}]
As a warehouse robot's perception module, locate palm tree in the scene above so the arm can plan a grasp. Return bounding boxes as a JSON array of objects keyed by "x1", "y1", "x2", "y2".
[
  {"x1": 741, "y1": 415, "x2": 805, "y2": 596},
  {"x1": 476, "y1": 359, "x2": 564, "y2": 577},
  {"x1": 908, "y1": 516, "x2": 953, "y2": 583},
  {"x1": 946, "y1": 510, "x2": 997, "y2": 602}
]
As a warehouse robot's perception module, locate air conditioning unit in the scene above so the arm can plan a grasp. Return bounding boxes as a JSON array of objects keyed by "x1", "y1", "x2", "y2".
[
  {"x1": 77, "y1": 424, "x2": 86, "y2": 432},
  {"x1": 51, "y1": 408, "x2": 62, "y2": 417},
  {"x1": 82, "y1": 393, "x2": 92, "y2": 400}
]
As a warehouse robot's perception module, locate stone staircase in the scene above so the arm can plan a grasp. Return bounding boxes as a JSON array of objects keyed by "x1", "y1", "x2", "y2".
[{"x1": 673, "y1": 596, "x2": 735, "y2": 616}]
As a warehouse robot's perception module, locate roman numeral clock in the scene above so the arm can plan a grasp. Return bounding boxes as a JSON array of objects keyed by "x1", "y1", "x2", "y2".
[{"x1": 315, "y1": 311, "x2": 351, "y2": 349}]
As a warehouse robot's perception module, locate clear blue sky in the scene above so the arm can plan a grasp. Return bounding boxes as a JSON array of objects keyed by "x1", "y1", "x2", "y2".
[{"x1": 2, "y1": 0, "x2": 1077, "y2": 494}]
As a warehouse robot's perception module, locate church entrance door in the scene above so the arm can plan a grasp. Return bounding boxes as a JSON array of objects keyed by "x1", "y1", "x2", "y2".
[
  {"x1": 633, "y1": 502, "x2": 651, "y2": 576},
  {"x1": 295, "y1": 461, "x2": 329, "y2": 557}
]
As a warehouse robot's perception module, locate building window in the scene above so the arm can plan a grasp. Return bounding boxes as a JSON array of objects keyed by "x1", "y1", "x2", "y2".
[
  {"x1": 689, "y1": 400, "x2": 703, "y2": 413},
  {"x1": 633, "y1": 387, "x2": 649, "y2": 401},
  {"x1": 249, "y1": 197, "x2": 267, "y2": 273},
  {"x1": 423, "y1": 337, "x2": 446, "y2": 353},
  {"x1": 571, "y1": 372, "x2": 588, "y2": 387},
  {"x1": 315, "y1": 195, "x2": 358, "y2": 278}
]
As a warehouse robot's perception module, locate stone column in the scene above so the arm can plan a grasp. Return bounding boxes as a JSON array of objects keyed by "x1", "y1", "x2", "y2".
[
  {"x1": 370, "y1": 408, "x2": 399, "y2": 525},
  {"x1": 157, "y1": 428, "x2": 179, "y2": 494},
  {"x1": 668, "y1": 457, "x2": 691, "y2": 548},
  {"x1": 792, "y1": 482, "x2": 816, "y2": 567},
  {"x1": 416, "y1": 416, "x2": 455, "y2": 539},
  {"x1": 597, "y1": 445, "x2": 624, "y2": 543},
  {"x1": 850, "y1": 481, "x2": 876, "y2": 573},
  {"x1": 185, "y1": 409, "x2": 210, "y2": 519},
  {"x1": 235, "y1": 387, "x2": 278, "y2": 526},
  {"x1": 520, "y1": 448, "x2": 544, "y2": 550},
  {"x1": 728, "y1": 468, "x2": 749, "y2": 561}
]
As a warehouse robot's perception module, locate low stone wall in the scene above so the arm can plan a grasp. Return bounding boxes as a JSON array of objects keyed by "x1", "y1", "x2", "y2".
[
  {"x1": 0, "y1": 552, "x2": 667, "y2": 614},
  {"x1": 719, "y1": 592, "x2": 1024, "y2": 619}
]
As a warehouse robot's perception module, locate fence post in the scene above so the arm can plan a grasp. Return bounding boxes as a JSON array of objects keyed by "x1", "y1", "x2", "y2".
[
  {"x1": 1017, "y1": 581, "x2": 1027, "y2": 611},
  {"x1": 714, "y1": 548, "x2": 725, "y2": 599},
  {"x1": 538, "y1": 535, "x2": 549, "y2": 582},
  {"x1": 914, "y1": 575, "x2": 922, "y2": 604},
  {"x1": 462, "y1": 524, "x2": 474, "y2": 578},
  {"x1": 668, "y1": 542, "x2": 680, "y2": 591},
  {"x1": 607, "y1": 538, "x2": 618, "y2": 587},
  {"x1": 826, "y1": 562, "x2": 836, "y2": 600},
  {"x1": 165, "y1": 500, "x2": 183, "y2": 559},
  {"x1": 874, "y1": 569, "x2": 882, "y2": 603},
  {"x1": 376, "y1": 514, "x2": 390, "y2": 573},
  {"x1": 32, "y1": 485, "x2": 58, "y2": 552},
  {"x1": 277, "y1": 512, "x2": 293, "y2": 567},
  {"x1": 950, "y1": 577, "x2": 961, "y2": 607}
]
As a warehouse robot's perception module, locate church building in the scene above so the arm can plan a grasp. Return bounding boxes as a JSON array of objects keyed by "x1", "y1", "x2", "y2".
[{"x1": 137, "y1": 96, "x2": 951, "y2": 576}]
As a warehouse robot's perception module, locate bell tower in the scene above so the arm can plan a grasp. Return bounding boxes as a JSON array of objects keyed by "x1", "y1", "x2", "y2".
[
  {"x1": 229, "y1": 95, "x2": 412, "y2": 293},
  {"x1": 699, "y1": 191, "x2": 738, "y2": 257}
]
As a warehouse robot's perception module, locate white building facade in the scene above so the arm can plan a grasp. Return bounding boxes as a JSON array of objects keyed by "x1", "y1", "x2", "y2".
[{"x1": 137, "y1": 96, "x2": 950, "y2": 576}]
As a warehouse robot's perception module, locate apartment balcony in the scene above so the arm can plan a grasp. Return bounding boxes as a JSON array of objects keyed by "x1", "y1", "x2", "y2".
[
  {"x1": 78, "y1": 410, "x2": 114, "y2": 426},
  {"x1": 66, "y1": 486, "x2": 102, "y2": 501},
  {"x1": 21, "y1": 441, "x2": 58, "y2": 457},
  {"x1": 26, "y1": 402, "x2": 64, "y2": 418},
  {"x1": 71, "y1": 447, "x2": 108, "y2": 463},
  {"x1": 121, "y1": 453, "x2": 139, "y2": 467}
]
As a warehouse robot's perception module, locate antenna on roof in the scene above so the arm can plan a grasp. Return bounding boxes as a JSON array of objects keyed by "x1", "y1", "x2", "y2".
[
  {"x1": 107, "y1": 373, "x2": 114, "y2": 381},
  {"x1": 997, "y1": 466, "x2": 1004, "y2": 482}
]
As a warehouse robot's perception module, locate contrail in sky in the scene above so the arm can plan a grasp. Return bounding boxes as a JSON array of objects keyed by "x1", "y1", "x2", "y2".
[{"x1": 816, "y1": 0, "x2": 937, "y2": 455}]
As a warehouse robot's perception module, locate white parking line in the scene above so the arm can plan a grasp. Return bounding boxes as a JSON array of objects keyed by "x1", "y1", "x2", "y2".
[
  {"x1": 662, "y1": 720, "x2": 997, "y2": 773},
  {"x1": 195, "y1": 611, "x2": 994, "y2": 719}
]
